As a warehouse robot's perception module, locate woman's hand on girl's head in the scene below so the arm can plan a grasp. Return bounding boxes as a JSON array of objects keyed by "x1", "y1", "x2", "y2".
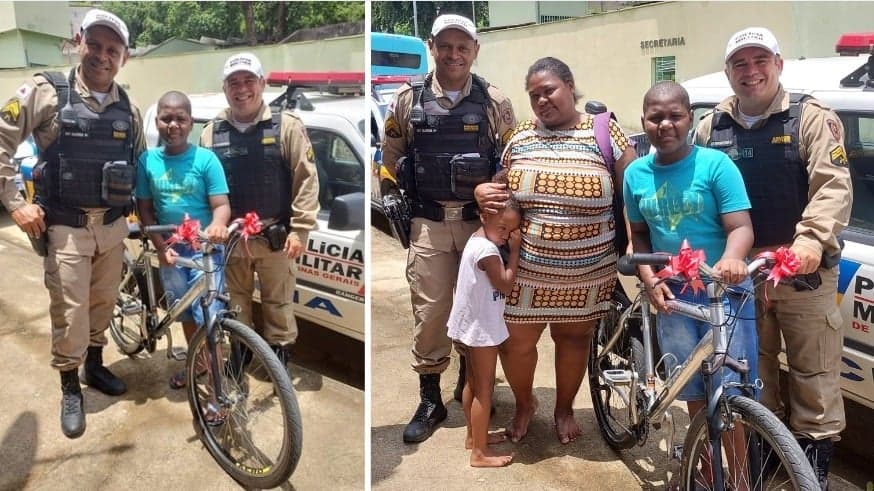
[
  {"x1": 474, "y1": 182, "x2": 509, "y2": 215},
  {"x1": 712, "y1": 257, "x2": 749, "y2": 284}
]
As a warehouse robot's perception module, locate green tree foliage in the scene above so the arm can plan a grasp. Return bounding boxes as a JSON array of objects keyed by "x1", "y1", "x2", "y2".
[
  {"x1": 98, "y1": 1, "x2": 364, "y2": 47},
  {"x1": 372, "y1": 1, "x2": 489, "y2": 39}
]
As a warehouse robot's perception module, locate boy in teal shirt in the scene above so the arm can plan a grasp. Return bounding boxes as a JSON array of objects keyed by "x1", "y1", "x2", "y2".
[{"x1": 135, "y1": 90, "x2": 230, "y2": 389}]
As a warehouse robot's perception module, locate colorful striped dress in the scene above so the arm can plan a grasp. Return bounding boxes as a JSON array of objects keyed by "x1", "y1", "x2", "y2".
[{"x1": 502, "y1": 115, "x2": 631, "y2": 324}]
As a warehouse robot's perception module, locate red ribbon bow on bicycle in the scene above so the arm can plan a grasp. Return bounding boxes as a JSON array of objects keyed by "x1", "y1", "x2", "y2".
[
  {"x1": 239, "y1": 211, "x2": 262, "y2": 257},
  {"x1": 656, "y1": 239, "x2": 706, "y2": 294},
  {"x1": 165, "y1": 214, "x2": 202, "y2": 251},
  {"x1": 755, "y1": 246, "x2": 800, "y2": 288}
]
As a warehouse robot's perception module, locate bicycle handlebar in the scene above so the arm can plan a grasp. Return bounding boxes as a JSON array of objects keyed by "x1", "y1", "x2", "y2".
[{"x1": 139, "y1": 217, "x2": 253, "y2": 245}]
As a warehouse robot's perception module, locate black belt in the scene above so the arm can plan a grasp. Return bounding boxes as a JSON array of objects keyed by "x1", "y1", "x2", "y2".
[
  {"x1": 46, "y1": 206, "x2": 125, "y2": 228},
  {"x1": 411, "y1": 201, "x2": 479, "y2": 222}
]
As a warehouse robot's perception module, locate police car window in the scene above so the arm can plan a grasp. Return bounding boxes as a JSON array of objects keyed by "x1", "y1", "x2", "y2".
[
  {"x1": 306, "y1": 128, "x2": 363, "y2": 212},
  {"x1": 840, "y1": 112, "x2": 874, "y2": 233}
]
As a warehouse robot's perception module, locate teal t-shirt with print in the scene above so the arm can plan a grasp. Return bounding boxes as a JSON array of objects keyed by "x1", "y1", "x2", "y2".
[
  {"x1": 623, "y1": 146, "x2": 751, "y2": 262},
  {"x1": 135, "y1": 144, "x2": 229, "y2": 226}
]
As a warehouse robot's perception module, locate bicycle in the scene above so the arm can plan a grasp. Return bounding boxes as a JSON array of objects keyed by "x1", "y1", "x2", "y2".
[
  {"x1": 588, "y1": 247, "x2": 819, "y2": 490},
  {"x1": 109, "y1": 216, "x2": 302, "y2": 489}
]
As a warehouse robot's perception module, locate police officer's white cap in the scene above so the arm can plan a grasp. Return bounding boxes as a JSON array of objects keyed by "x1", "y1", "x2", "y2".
[
  {"x1": 431, "y1": 14, "x2": 477, "y2": 41},
  {"x1": 81, "y1": 9, "x2": 129, "y2": 47},
  {"x1": 725, "y1": 27, "x2": 780, "y2": 62},
  {"x1": 222, "y1": 53, "x2": 264, "y2": 80}
]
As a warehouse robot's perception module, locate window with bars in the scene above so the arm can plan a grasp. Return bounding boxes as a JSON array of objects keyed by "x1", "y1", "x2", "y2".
[{"x1": 652, "y1": 56, "x2": 676, "y2": 84}]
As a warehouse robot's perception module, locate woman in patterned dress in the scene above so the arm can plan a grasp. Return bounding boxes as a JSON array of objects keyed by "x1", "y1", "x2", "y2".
[{"x1": 475, "y1": 57, "x2": 636, "y2": 444}]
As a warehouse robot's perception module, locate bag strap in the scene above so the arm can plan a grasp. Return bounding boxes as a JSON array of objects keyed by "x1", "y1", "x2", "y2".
[{"x1": 593, "y1": 111, "x2": 615, "y2": 175}]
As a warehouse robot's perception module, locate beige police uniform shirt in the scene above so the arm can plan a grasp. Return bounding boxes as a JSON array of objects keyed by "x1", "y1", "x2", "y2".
[
  {"x1": 695, "y1": 86, "x2": 852, "y2": 259},
  {"x1": 200, "y1": 104, "x2": 319, "y2": 244},
  {"x1": 381, "y1": 72, "x2": 517, "y2": 182},
  {"x1": 0, "y1": 67, "x2": 146, "y2": 213}
]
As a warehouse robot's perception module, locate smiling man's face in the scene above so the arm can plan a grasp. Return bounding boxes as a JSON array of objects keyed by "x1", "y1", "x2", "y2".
[
  {"x1": 223, "y1": 71, "x2": 266, "y2": 123},
  {"x1": 725, "y1": 46, "x2": 783, "y2": 115}
]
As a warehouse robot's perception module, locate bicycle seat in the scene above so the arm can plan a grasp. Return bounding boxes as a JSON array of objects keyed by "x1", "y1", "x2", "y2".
[{"x1": 126, "y1": 220, "x2": 142, "y2": 240}]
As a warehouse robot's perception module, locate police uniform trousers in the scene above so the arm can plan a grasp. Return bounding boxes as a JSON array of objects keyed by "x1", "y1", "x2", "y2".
[
  {"x1": 755, "y1": 265, "x2": 845, "y2": 441},
  {"x1": 226, "y1": 238, "x2": 297, "y2": 345},
  {"x1": 45, "y1": 216, "x2": 127, "y2": 371},
  {"x1": 407, "y1": 216, "x2": 480, "y2": 374}
]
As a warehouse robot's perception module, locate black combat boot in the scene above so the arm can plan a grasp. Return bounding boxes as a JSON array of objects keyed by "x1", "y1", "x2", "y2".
[
  {"x1": 82, "y1": 346, "x2": 127, "y2": 396},
  {"x1": 60, "y1": 369, "x2": 86, "y2": 439},
  {"x1": 453, "y1": 356, "x2": 466, "y2": 402},
  {"x1": 799, "y1": 437, "x2": 834, "y2": 490},
  {"x1": 402, "y1": 374, "x2": 447, "y2": 443}
]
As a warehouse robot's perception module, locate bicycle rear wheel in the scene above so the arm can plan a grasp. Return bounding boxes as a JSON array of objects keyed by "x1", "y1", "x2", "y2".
[
  {"x1": 588, "y1": 287, "x2": 644, "y2": 449},
  {"x1": 109, "y1": 251, "x2": 148, "y2": 356},
  {"x1": 679, "y1": 395, "x2": 819, "y2": 490},
  {"x1": 187, "y1": 318, "x2": 302, "y2": 489}
]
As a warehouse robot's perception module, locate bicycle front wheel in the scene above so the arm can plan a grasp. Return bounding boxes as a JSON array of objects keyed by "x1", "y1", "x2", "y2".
[
  {"x1": 588, "y1": 287, "x2": 643, "y2": 449},
  {"x1": 187, "y1": 318, "x2": 302, "y2": 489},
  {"x1": 679, "y1": 395, "x2": 819, "y2": 490}
]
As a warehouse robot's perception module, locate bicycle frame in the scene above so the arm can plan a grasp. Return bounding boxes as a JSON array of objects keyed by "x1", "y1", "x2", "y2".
[{"x1": 597, "y1": 257, "x2": 768, "y2": 489}]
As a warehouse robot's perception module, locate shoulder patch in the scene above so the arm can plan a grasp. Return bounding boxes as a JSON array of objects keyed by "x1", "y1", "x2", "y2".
[
  {"x1": 500, "y1": 128, "x2": 514, "y2": 145},
  {"x1": 384, "y1": 116, "x2": 402, "y2": 139},
  {"x1": 306, "y1": 146, "x2": 315, "y2": 162},
  {"x1": 15, "y1": 83, "x2": 32, "y2": 100},
  {"x1": 826, "y1": 119, "x2": 841, "y2": 141},
  {"x1": 1, "y1": 99, "x2": 21, "y2": 124},
  {"x1": 500, "y1": 100, "x2": 513, "y2": 126},
  {"x1": 829, "y1": 145, "x2": 849, "y2": 167}
]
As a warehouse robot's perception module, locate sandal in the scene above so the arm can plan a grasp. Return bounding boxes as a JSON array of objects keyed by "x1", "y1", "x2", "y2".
[
  {"x1": 168, "y1": 370, "x2": 187, "y2": 390},
  {"x1": 204, "y1": 402, "x2": 227, "y2": 426}
]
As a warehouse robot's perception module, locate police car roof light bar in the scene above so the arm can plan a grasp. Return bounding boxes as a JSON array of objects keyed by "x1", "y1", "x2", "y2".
[
  {"x1": 371, "y1": 75, "x2": 411, "y2": 86},
  {"x1": 835, "y1": 33, "x2": 874, "y2": 89},
  {"x1": 266, "y1": 71, "x2": 365, "y2": 95}
]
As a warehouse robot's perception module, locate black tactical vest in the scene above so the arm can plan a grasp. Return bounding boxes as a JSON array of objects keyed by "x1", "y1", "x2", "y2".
[
  {"x1": 408, "y1": 73, "x2": 496, "y2": 202},
  {"x1": 38, "y1": 69, "x2": 135, "y2": 209},
  {"x1": 708, "y1": 94, "x2": 810, "y2": 248},
  {"x1": 210, "y1": 109, "x2": 292, "y2": 224}
]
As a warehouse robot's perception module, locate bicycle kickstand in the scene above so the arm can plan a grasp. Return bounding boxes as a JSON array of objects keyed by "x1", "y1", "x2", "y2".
[{"x1": 163, "y1": 330, "x2": 187, "y2": 361}]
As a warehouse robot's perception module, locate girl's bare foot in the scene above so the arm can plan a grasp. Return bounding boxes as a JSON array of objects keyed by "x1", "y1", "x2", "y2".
[
  {"x1": 554, "y1": 410, "x2": 581, "y2": 444},
  {"x1": 504, "y1": 396, "x2": 538, "y2": 443},
  {"x1": 470, "y1": 448, "x2": 514, "y2": 468},
  {"x1": 465, "y1": 431, "x2": 507, "y2": 449}
]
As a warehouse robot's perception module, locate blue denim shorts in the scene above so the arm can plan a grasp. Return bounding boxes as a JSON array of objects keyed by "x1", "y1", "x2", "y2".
[
  {"x1": 159, "y1": 243, "x2": 226, "y2": 326},
  {"x1": 655, "y1": 277, "x2": 758, "y2": 401}
]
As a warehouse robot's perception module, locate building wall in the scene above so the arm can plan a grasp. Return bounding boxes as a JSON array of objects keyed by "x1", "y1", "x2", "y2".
[
  {"x1": 0, "y1": 34, "x2": 364, "y2": 110},
  {"x1": 488, "y1": 2, "x2": 538, "y2": 27},
  {"x1": 20, "y1": 31, "x2": 65, "y2": 67},
  {"x1": 3, "y1": 2, "x2": 70, "y2": 38},
  {"x1": 0, "y1": 30, "x2": 26, "y2": 68},
  {"x1": 474, "y1": 1, "x2": 874, "y2": 133}
]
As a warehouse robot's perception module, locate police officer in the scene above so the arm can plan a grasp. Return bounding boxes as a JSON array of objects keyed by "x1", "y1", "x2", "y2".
[
  {"x1": 200, "y1": 53, "x2": 319, "y2": 366},
  {"x1": 0, "y1": 9, "x2": 144, "y2": 439},
  {"x1": 695, "y1": 27, "x2": 852, "y2": 489},
  {"x1": 381, "y1": 14, "x2": 517, "y2": 443}
]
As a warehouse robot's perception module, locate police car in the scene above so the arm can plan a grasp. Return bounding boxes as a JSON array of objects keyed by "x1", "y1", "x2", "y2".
[
  {"x1": 636, "y1": 33, "x2": 874, "y2": 411},
  {"x1": 141, "y1": 72, "x2": 366, "y2": 341}
]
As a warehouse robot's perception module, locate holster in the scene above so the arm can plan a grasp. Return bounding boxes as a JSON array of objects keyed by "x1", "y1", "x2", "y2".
[
  {"x1": 264, "y1": 223, "x2": 288, "y2": 252},
  {"x1": 382, "y1": 191, "x2": 412, "y2": 249}
]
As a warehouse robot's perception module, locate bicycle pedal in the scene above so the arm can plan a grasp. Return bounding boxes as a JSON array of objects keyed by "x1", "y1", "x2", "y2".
[
  {"x1": 671, "y1": 443, "x2": 683, "y2": 460},
  {"x1": 602, "y1": 369, "x2": 633, "y2": 384},
  {"x1": 120, "y1": 303, "x2": 144, "y2": 315}
]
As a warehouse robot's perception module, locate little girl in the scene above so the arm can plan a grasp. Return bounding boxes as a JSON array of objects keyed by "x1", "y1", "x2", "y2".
[{"x1": 447, "y1": 189, "x2": 521, "y2": 468}]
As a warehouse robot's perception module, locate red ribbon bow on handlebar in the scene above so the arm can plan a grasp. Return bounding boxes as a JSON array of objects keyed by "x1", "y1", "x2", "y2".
[
  {"x1": 755, "y1": 246, "x2": 800, "y2": 288},
  {"x1": 655, "y1": 239, "x2": 707, "y2": 294},
  {"x1": 239, "y1": 211, "x2": 262, "y2": 257},
  {"x1": 164, "y1": 214, "x2": 202, "y2": 251}
]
